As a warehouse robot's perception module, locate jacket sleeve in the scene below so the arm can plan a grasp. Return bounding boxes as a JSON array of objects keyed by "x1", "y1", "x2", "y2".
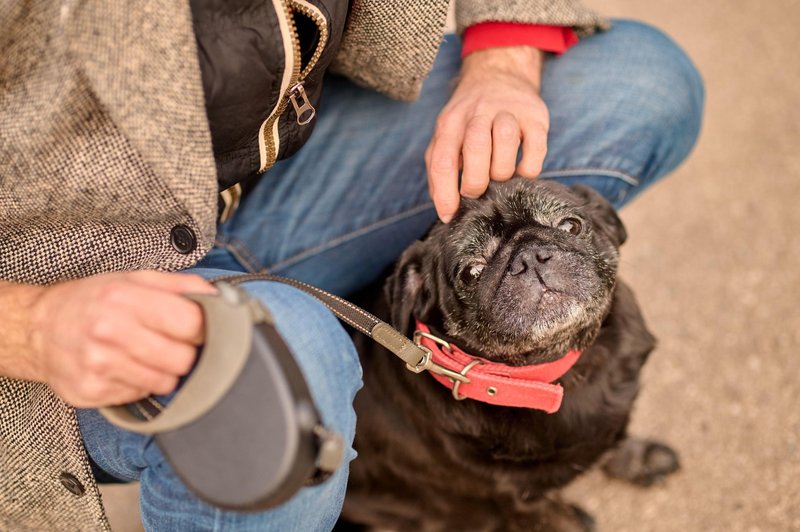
[
  {"x1": 455, "y1": 0, "x2": 609, "y2": 37},
  {"x1": 461, "y1": 23, "x2": 579, "y2": 57}
]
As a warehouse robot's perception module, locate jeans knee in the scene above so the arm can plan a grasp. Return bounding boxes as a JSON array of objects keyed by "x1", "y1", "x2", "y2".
[
  {"x1": 611, "y1": 20, "x2": 705, "y2": 141},
  {"x1": 241, "y1": 281, "x2": 362, "y2": 446},
  {"x1": 183, "y1": 269, "x2": 362, "y2": 447}
]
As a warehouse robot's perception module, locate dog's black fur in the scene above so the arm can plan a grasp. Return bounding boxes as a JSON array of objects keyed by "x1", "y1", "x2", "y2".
[{"x1": 340, "y1": 179, "x2": 679, "y2": 531}]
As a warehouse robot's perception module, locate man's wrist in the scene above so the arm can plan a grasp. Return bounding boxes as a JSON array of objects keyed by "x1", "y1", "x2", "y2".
[
  {"x1": 460, "y1": 46, "x2": 544, "y2": 91},
  {"x1": 0, "y1": 282, "x2": 47, "y2": 382}
]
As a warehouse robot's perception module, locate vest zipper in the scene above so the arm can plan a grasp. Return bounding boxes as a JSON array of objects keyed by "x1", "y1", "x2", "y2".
[
  {"x1": 257, "y1": 0, "x2": 329, "y2": 174},
  {"x1": 288, "y1": 82, "x2": 316, "y2": 125}
]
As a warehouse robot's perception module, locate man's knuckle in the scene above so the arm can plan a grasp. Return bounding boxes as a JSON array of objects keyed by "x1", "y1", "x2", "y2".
[
  {"x1": 182, "y1": 274, "x2": 210, "y2": 290},
  {"x1": 429, "y1": 156, "x2": 457, "y2": 175},
  {"x1": 98, "y1": 282, "x2": 130, "y2": 307},
  {"x1": 530, "y1": 143, "x2": 548, "y2": 160},
  {"x1": 463, "y1": 128, "x2": 490, "y2": 151},
  {"x1": 435, "y1": 114, "x2": 459, "y2": 134},
  {"x1": 491, "y1": 165, "x2": 515, "y2": 180},
  {"x1": 174, "y1": 345, "x2": 197, "y2": 374},
  {"x1": 518, "y1": 158, "x2": 543, "y2": 177},
  {"x1": 185, "y1": 303, "x2": 204, "y2": 328},
  {"x1": 524, "y1": 136, "x2": 547, "y2": 156},
  {"x1": 528, "y1": 120, "x2": 549, "y2": 137},
  {"x1": 84, "y1": 348, "x2": 110, "y2": 374},
  {"x1": 79, "y1": 378, "x2": 106, "y2": 402},
  {"x1": 89, "y1": 317, "x2": 116, "y2": 342},
  {"x1": 495, "y1": 122, "x2": 519, "y2": 140},
  {"x1": 461, "y1": 180, "x2": 487, "y2": 195},
  {"x1": 154, "y1": 376, "x2": 178, "y2": 395}
]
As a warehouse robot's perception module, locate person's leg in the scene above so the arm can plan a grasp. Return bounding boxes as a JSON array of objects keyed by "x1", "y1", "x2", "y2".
[
  {"x1": 77, "y1": 268, "x2": 362, "y2": 531},
  {"x1": 207, "y1": 20, "x2": 703, "y2": 297},
  {"x1": 539, "y1": 19, "x2": 705, "y2": 207}
]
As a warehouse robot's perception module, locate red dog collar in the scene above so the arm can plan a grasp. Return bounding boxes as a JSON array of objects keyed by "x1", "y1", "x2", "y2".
[{"x1": 414, "y1": 322, "x2": 581, "y2": 413}]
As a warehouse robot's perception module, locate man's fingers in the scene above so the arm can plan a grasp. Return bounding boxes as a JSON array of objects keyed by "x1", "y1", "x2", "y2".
[
  {"x1": 517, "y1": 121, "x2": 548, "y2": 178},
  {"x1": 490, "y1": 112, "x2": 522, "y2": 181},
  {"x1": 99, "y1": 353, "x2": 179, "y2": 396},
  {"x1": 127, "y1": 271, "x2": 216, "y2": 296},
  {"x1": 91, "y1": 318, "x2": 197, "y2": 376},
  {"x1": 97, "y1": 283, "x2": 206, "y2": 344},
  {"x1": 128, "y1": 330, "x2": 197, "y2": 376},
  {"x1": 106, "y1": 383, "x2": 152, "y2": 406},
  {"x1": 61, "y1": 377, "x2": 148, "y2": 408},
  {"x1": 460, "y1": 115, "x2": 493, "y2": 199},
  {"x1": 427, "y1": 114, "x2": 466, "y2": 223},
  {"x1": 75, "y1": 346, "x2": 179, "y2": 404}
]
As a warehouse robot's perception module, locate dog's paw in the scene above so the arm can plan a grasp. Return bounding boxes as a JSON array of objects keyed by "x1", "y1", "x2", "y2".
[{"x1": 602, "y1": 437, "x2": 681, "y2": 487}]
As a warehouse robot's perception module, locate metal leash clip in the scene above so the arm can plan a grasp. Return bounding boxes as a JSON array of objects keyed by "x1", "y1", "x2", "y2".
[{"x1": 409, "y1": 330, "x2": 484, "y2": 400}]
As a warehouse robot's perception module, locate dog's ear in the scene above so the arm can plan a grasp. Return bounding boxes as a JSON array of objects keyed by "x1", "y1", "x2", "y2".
[
  {"x1": 384, "y1": 240, "x2": 439, "y2": 335},
  {"x1": 570, "y1": 185, "x2": 627, "y2": 247}
]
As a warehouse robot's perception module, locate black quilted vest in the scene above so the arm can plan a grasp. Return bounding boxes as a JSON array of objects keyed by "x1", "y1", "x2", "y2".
[{"x1": 189, "y1": 0, "x2": 348, "y2": 193}]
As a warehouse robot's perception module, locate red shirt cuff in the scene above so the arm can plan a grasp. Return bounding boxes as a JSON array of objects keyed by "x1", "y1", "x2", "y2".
[{"x1": 461, "y1": 22, "x2": 579, "y2": 58}]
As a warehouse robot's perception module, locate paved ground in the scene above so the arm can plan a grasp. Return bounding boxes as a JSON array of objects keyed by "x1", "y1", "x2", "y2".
[{"x1": 101, "y1": 1, "x2": 800, "y2": 530}]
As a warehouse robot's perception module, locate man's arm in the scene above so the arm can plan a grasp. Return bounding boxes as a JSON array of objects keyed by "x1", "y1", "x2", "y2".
[{"x1": 0, "y1": 272, "x2": 215, "y2": 407}]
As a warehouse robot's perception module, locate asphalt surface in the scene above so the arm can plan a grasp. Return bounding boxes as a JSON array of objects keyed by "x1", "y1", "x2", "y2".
[{"x1": 101, "y1": 1, "x2": 800, "y2": 530}]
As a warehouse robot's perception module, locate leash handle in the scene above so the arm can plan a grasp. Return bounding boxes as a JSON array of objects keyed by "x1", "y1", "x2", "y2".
[
  {"x1": 99, "y1": 284, "x2": 259, "y2": 433},
  {"x1": 210, "y1": 273, "x2": 430, "y2": 370}
]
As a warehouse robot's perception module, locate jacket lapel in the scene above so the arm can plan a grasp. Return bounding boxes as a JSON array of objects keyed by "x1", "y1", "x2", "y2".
[{"x1": 66, "y1": 0, "x2": 218, "y2": 235}]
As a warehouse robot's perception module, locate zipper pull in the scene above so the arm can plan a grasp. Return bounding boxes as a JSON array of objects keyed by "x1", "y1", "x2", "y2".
[{"x1": 289, "y1": 83, "x2": 316, "y2": 125}]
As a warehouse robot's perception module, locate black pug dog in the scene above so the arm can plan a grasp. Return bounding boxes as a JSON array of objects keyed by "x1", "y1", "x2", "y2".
[{"x1": 340, "y1": 178, "x2": 680, "y2": 531}]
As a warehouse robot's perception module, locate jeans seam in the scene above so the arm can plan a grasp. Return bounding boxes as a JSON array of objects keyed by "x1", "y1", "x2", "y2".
[
  {"x1": 538, "y1": 167, "x2": 640, "y2": 186},
  {"x1": 265, "y1": 202, "x2": 434, "y2": 272},
  {"x1": 214, "y1": 236, "x2": 265, "y2": 273}
]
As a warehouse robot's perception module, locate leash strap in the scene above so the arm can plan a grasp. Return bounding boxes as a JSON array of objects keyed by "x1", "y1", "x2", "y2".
[
  {"x1": 210, "y1": 274, "x2": 580, "y2": 412},
  {"x1": 211, "y1": 273, "x2": 431, "y2": 371}
]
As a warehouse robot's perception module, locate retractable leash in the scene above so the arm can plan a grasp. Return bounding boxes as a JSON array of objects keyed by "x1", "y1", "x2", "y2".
[
  {"x1": 100, "y1": 282, "x2": 345, "y2": 511},
  {"x1": 98, "y1": 275, "x2": 436, "y2": 512},
  {"x1": 100, "y1": 273, "x2": 577, "y2": 511}
]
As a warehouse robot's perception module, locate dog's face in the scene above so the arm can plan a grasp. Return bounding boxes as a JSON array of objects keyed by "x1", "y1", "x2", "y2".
[{"x1": 387, "y1": 179, "x2": 627, "y2": 365}]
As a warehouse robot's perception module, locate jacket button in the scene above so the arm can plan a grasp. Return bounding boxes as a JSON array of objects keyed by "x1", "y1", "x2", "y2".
[
  {"x1": 59, "y1": 472, "x2": 85, "y2": 496},
  {"x1": 170, "y1": 224, "x2": 197, "y2": 254}
]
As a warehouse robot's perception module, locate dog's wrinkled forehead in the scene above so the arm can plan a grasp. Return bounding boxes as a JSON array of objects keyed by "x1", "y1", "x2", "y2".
[{"x1": 449, "y1": 180, "x2": 585, "y2": 254}]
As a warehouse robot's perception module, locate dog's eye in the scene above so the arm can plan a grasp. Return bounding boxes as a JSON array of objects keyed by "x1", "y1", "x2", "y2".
[
  {"x1": 459, "y1": 262, "x2": 485, "y2": 285},
  {"x1": 557, "y1": 217, "x2": 583, "y2": 235}
]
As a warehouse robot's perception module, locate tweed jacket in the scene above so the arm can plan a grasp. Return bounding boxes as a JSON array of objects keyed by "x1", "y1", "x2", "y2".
[{"x1": 0, "y1": 1, "x2": 605, "y2": 529}]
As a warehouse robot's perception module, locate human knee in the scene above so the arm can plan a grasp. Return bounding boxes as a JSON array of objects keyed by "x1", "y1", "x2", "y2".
[
  {"x1": 182, "y1": 270, "x2": 362, "y2": 441},
  {"x1": 611, "y1": 20, "x2": 705, "y2": 137},
  {"x1": 242, "y1": 281, "x2": 362, "y2": 442}
]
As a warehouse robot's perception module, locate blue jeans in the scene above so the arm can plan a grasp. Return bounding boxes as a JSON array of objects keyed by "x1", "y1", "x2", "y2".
[{"x1": 78, "y1": 20, "x2": 703, "y2": 531}]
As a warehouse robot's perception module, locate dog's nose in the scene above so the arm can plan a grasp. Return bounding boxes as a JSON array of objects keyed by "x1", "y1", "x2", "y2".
[{"x1": 509, "y1": 247, "x2": 553, "y2": 276}]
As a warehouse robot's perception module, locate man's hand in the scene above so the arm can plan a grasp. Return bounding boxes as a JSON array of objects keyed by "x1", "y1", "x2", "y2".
[
  {"x1": 425, "y1": 46, "x2": 549, "y2": 223},
  {"x1": 23, "y1": 271, "x2": 216, "y2": 407}
]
